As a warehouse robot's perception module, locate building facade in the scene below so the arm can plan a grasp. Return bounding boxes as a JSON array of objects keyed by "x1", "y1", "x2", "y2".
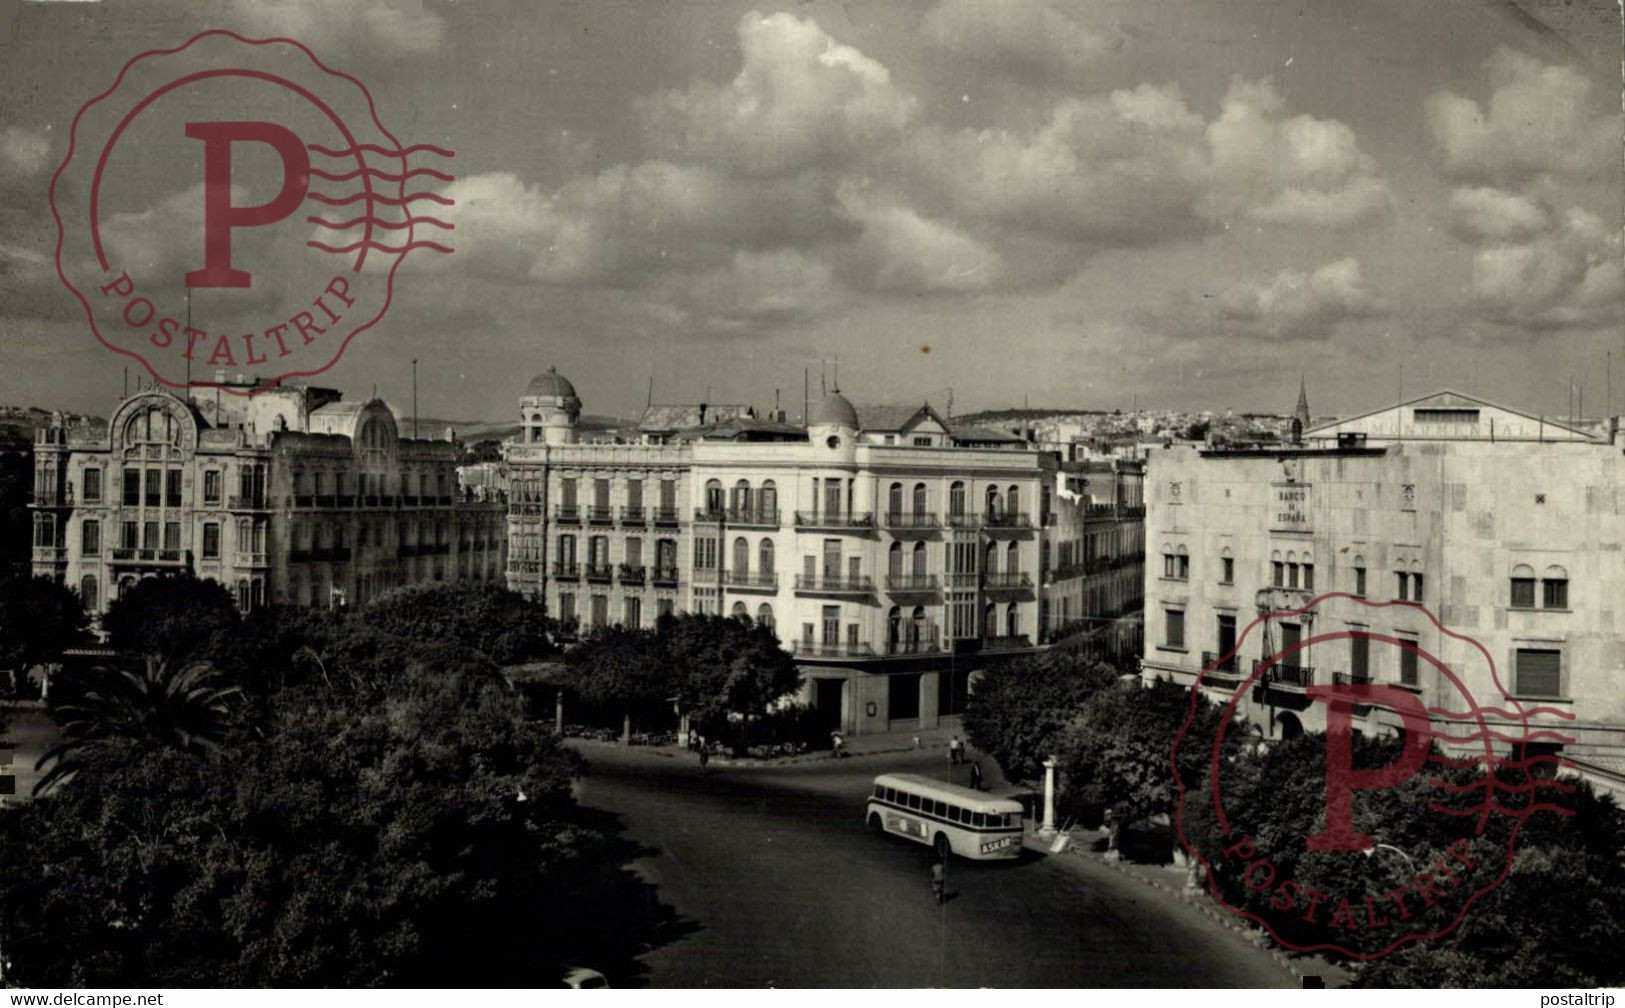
[
  {"x1": 1045, "y1": 458, "x2": 1145, "y2": 661},
  {"x1": 30, "y1": 382, "x2": 505, "y2": 616},
  {"x1": 505, "y1": 371, "x2": 1118, "y2": 736},
  {"x1": 1141, "y1": 390, "x2": 1625, "y2": 796}
]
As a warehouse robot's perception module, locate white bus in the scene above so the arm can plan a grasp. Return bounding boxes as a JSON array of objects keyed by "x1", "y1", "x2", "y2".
[{"x1": 866, "y1": 773, "x2": 1025, "y2": 860}]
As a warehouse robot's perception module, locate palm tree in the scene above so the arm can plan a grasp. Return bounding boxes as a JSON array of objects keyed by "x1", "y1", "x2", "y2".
[{"x1": 34, "y1": 658, "x2": 242, "y2": 794}]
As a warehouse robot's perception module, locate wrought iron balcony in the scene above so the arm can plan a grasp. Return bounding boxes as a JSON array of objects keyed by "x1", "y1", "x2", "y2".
[
  {"x1": 983, "y1": 511, "x2": 1032, "y2": 529},
  {"x1": 885, "y1": 573, "x2": 940, "y2": 594},
  {"x1": 793, "y1": 510, "x2": 875, "y2": 530},
  {"x1": 554, "y1": 505, "x2": 581, "y2": 524},
  {"x1": 110, "y1": 547, "x2": 188, "y2": 564},
  {"x1": 882, "y1": 635, "x2": 942, "y2": 656},
  {"x1": 651, "y1": 508, "x2": 682, "y2": 526},
  {"x1": 551, "y1": 561, "x2": 580, "y2": 579},
  {"x1": 694, "y1": 507, "x2": 726, "y2": 524},
  {"x1": 584, "y1": 563, "x2": 614, "y2": 582},
  {"x1": 587, "y1": 506, "x2": 614, "y2": 525},
  {"x1": 793, "y1": 640, "x2": 876, "y2": 659},
  {"x1": 1255, "y1": 659, "x2": 1315, "y2": 690},
  {"x1": 1200, "y1": 651, "x2": 1243, "y2": 684},
  {"x1": 618, "y1": 563, "x2": 646, "y2": 584},
  {"x1": 982, "y1": 572, "x2": 1033, "y2": 591},
  {"x1": 510, "y1": 501, "x2": 545, "y2": 516},
  {"x1": 1331, "y1": 671, "x2": 1373, "y2": 686},
  {"x1": 507, "y1": 559, "x2": 544, "y2": 576},
  {"x1": 883, "y1": 511, "x2": 940, "y2": 530},
  {"x1": 724, "y1": 570, "x2": 779, "y2": 591},
  {"x1": 651, "y1": 565, "x2": 680, "y2": 585},
  {"x1": 945, "y1": 511, "x2": 980, "y2": 529},
  {"x1": 793, "y1": 574, "x2": 875, "y2": 594},
  {"x1": 727, "y1": 507, "x2": 780, "y2": 528},
  {"x1": 620, "y1": 506, "x2": 647, "y2": 526}
]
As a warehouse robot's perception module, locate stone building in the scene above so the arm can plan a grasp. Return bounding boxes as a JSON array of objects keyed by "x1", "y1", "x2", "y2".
[
  {"x1": 30, "y1": 382, "x2": 505, "y2": 616},
  {"x1": 1141, "y1": 389, "x2": 1625, "y2": 796}
]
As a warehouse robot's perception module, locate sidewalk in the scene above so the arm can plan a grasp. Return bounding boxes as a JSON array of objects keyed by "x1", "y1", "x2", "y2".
[
  {"x1": 709, "y1": 722, "x2": 972, "y2": 768},
  {"x1": 1024, "y1": 826, "x2": 1354, "y2": 988}
]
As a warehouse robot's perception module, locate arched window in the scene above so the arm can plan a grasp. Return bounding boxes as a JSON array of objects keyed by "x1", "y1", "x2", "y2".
[
  {"x1": 1006, "y1": 603, "x2": 1019, "y2": 637},
  {"x1": 80, "y1": 575, "x2": 98, "y2": 612},
  {"x1": 1542, "y1": 565, "x2": 1569, "y2": 609},
  {"x1": 1007, "y1": 484, "x2": 1020, "y2": 517},
  {"x1": 1510, "y1": 563, "x2": 1536, "y2": 607},
  {"x1": 756, "y1": 603, "x2": 775, "y2": 630},
  {"x1": 1301, "y1": 551, "x2": 1315, "y2": 590},
  {"x1": 758, "y1": 538, "x2": 775, "y2": 575},
  {"x1": 1271, "y1": 549, "x2": 1285, "y2": 587},
  {"x1": 911, "y1": 606, "x2": 927, "y2": 647},
  {"x1": 1162, "y1": 543, "x2": 1176, "y2": 578},
  {"x1": 1175, "y1": 543, "x2": 1190, "y2": 580},
  {"x1": 1219, "y1": 545, "x2": 1235, "y2": 584},
  {"x1": 1006, "y1": 540, "x2": 1019, "y2": 575},
  {"x1": 912, "y1": 541, "x2": 927, "y2": 577},
  {"x1": 912, "y1": 482, "x2": 927, "y2": 517},
  {"x1": 889, "y1": 541, "x2": 903, "y2": 577},
  {"x1": 732, "y1": 536, "x2": 750, "y2": 576},
  {"x1": 949, "y1": 481, "x2": 966, "y2": 518},
  {"x1": 887, "y1": 605, "x2": 902, "y2": 647},
  {"x1": 984, "y1": 540, "x2": 1000, "y2": 574},
  {"x1": 888, "y1": 482, "x2": 903, "y2": 519},
  {"x1": 985, "y1": 484, "x2": 1001, "y2": 517},
  {"x1": 983, "y1": 602, "x2": 998, "y2": 637},
  {"x1": 705, "y1": 479, "x2": 723, "y2": 514},
  {"x1": 733, "y1": 479, "x2": 752, "y2": 514},
  {"x1": 732, "y1": 601, "x2": 749, "y2": 619},
  {"x1": 760, "y1": 479, "x2": 777, "y2": 517}
]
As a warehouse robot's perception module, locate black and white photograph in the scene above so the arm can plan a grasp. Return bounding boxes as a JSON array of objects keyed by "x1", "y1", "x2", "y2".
[{"x1": 1, "y1": 0, "x2": 1623, "y2": 993}]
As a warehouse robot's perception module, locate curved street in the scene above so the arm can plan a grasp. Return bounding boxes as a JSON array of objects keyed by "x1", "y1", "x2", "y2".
[{"x1": 574, "y1": 742, "x2": 1295, "y2": 988}]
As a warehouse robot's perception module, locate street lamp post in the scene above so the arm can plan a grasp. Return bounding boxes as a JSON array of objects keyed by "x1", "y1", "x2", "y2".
[{"x1": 1038, "y1": 756, "x2": 1058, "y2": 837}]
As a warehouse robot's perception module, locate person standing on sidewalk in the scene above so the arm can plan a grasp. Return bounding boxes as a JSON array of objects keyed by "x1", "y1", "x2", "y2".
[
  {"x1": 969, "y1": 760, "x2": 984, "y2": 790},
  {"x1": 930, "y1": 859, "x2": 946, "y2": 904},
  {"x1": 948, "y1": 735, "x2": 964, "y2": 766}
]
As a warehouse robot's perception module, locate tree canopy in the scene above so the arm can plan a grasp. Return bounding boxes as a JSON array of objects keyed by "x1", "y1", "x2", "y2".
[
  {"x1": 962, "y1": 654, "x2": 1119, "y2": 783},
  {"x1": 101, "y1": 574, "x2": 238, "y2": 668},
  {"x1": 659, "y1": 613, "x2": 801, "y2": 727},
  {"x1": 360, "y1": 582, "x2": 556, "y2": 665},
  {"x1": 0, "y1": 574, "x2": 89, "y2": 689}
]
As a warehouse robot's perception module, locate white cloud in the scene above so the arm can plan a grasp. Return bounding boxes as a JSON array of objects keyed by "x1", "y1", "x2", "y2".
[
  {"x1": 677, "y1": 249, "x2": 837, "y2": 332},
  {"x1": 1469, "y1": 207, "x2": 1625, "y2": 330},
  {"x1": 226, "y1": 0, "x2": 446, "y2": 56},
  {"x1": 921, "y1": 0, "x2": 1115, "y2": 78},
  {"x1": 1218, "y1": 258, "x2": 1383, "y2": 336},
  {"x1": 1446, "y1": 186, "x2": 1551, "y2": 242},
  {"x1": 641, "y1": 10, "x2": 916, "y2": 177},
  {"x1": 1427, "y1": 47, "x2": 1617, "y2": 184},
  {"x1": 1202, "y1": 79, "x2": 1391, "y2": 227},
  {"x1": 0, "y1": 126, "x2": 50, "y2": 180},
  {"x1": 837, "y1": 182, "x2": 1001, "y2": 293}
]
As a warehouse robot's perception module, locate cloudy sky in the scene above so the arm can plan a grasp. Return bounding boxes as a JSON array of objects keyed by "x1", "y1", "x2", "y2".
[{"x1": 0, "y1": 0, "x2": 1620, "y2": 422}]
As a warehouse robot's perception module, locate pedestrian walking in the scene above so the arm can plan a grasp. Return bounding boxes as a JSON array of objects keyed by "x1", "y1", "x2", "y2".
[
  {"x1": 698, "y1": 745, "x2": 710, "y2": 774},
  {"x1": 948, "y1": 735, "x2": 964, "y2": 766},
  {"x1": 930, "y1": 859, "x2": 946, "y2": 904},
  {"x1": 969, "y1": 760, "x2": 984, "y2": 790},
  {"x1": 830, "y1": 731, "x2": 845, "y2": 758}
]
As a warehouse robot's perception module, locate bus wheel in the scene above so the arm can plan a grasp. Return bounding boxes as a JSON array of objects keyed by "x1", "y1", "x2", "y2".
[
  {"x1": 867, "y1": 812, "x2": 883, "y2": 833},
  {"x1": 934, "y1": 833, "x2": 950, "y2": 859}
]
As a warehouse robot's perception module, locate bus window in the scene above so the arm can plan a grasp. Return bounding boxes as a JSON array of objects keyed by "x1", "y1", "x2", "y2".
[
  {"x1": 884, "y1": 787, "x2": 896, "y2": 803},
  {"x1": 933, "y1": 800, "x2": 947, "y2": 817},
  {"x1": 972, "y1": 812, "x2": 985, "y2": 828},
  {"x1": 958, "y1": 807, "x2": 972, "y2": 825},
  {"x1": 907, "y1": 793, "x2": 921, "y2": 810},
  {"x1": 946, "y1": 805, "x2": 961, "y2": 822},
  {"x1": 874, "y1": 784, "x2": 884, "y2": 799}
]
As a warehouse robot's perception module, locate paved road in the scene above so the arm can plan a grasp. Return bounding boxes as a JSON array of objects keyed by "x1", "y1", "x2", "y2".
[{"x1": 574, "y1": 743, "x2": 1294, "y2": 988}]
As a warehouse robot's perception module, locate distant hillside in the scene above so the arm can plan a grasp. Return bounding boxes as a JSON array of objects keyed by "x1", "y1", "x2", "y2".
[{"x1": 957, "y1": 408, "x2": 1110, "y2": 423}]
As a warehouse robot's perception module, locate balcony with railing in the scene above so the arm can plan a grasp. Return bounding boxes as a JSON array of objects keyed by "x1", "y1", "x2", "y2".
[
  {"x1": 883, "y1": 511, "x2": 940, "y2": 531},
  {"x1": 693, "y1": 507, "x2": 725, "y2": 524},
  {"x1": 651, "y1": 565, "x2": 680, "y2": 586},
  {"x1": 31, "y1": 545, "x2": 66, "y2": 562},
  {"x1": 510, "y1": 501, "x2": 545, "y2": 517},
  {"x1": 235, "y1": 551, "x2": 269, "y2": 567},
  {"x1": 793, "y1": 574, "x2": 875, "y2": 595},
  {"x1": 727, "y1": 507, "x2": 780, "y2": 529},
  {"x1": 724, "y1": 570, "x2": 779, "y2": 591},
  {"x1": 507, "y1": 558, "x2": 544, "y2": 576},
  {"x1": 651, "y1": 507, "x2": 682, "y2": 527},
  {"x1": 1255, "y1": 659, "x2": 1315, "y2": 690},
  {"x1": 793, "y1": 510, "x2": 875, "y2": 531},
  {"x1": 1199, "y1": 651, "x2": 1243, "y2": 686},
  {"x1": 981, "y1": 634, "x2": 1034, "y2": 652},
  {"x1": 620, "y1": 506, "x2": 647, "y2": 526},
  {"x1": 110, "y1": 547, "x2": 188, "y2": 565},
  {"x1": 554, "y1": 505, "x2": 581, "y2": 524},
  {"x1": 584, "y1": 563, "x2": 614, "y2": 582},
  {"x1": 618, "y1": 563, "x2": 646, "y2": 585},
  {"x1": 982, "y1": 572, "x2": 1033, "y2": 593},
  {"x1": 793, "y1": 640, "x2": 876, "y2": 659},
  {"x1": 587, "y1": 506, "x2": 615, "y2": 525},
  {"x1": 885, "y1": 573, "x2": 940, "y2": 595},
  {"x1": 881, "y1": 632, "x2": 942, "y2": 656},
  {"x1": 983, "y1": 511, "x2": 1033, "y2": 532},
  {"x1": 945, "y1": 511, "x2": 979, "y2": 529},
  {"x1": 551, "y1": 560, "x2": 581, "y2": 579}
]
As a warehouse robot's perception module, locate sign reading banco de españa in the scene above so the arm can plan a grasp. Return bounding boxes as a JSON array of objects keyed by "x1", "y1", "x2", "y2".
[
  {"x1": 1271, "y1": 481, "x2": 1312, "y2": 533},
  {"x1": 51, "y1": 30, "x2": 456, "y2": 395}
]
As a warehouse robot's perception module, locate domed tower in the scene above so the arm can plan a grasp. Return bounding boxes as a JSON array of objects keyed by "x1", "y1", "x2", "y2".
[
  {"x1": 520, "y1": 367, "x2": 582, "y2": 445},
  {"x1": 809, "y1": 388, "x2": 858, "y2": 461}
]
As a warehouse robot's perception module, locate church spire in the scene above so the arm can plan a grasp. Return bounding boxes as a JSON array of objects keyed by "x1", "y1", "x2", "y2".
[{"x1": 1294, "y1": 375, "x2": 1310, "y2": 429}]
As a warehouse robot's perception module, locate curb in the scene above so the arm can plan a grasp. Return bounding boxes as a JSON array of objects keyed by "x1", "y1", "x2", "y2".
[{"x1": 1043, "y1": 833, "x2": 1317, "y2": 987}]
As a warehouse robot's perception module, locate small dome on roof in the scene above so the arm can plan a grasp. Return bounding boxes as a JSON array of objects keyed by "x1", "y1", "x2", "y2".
[
  {"x1": 812, "y1": 390, "x2": 858, "y2": 429},
  {"x1": 525, "y1": 367, "x2": 578, "y2": 399}
]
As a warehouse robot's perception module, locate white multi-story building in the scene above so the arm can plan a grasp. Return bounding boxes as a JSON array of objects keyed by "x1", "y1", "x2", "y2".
[
  {"x1": 504, "y1": 369, "x2": 1118, "y2": 736},
  {"x1": 1141, "y1": 389, "x2": 1625, "y2": 796}
]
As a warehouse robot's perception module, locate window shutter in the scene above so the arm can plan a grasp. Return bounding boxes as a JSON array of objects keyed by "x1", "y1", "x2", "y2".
[{"x1": 1515, "y1": 649, "x2": 1561, "y2": 697}]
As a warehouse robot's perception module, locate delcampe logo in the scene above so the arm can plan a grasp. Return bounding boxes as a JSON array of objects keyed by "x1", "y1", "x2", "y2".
[{"x1": 50, "y1": 30, "x2": 455, "y2": 393}]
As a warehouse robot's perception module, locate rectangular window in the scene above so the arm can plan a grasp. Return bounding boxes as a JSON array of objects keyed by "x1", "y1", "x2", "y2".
[
  {"x1": 121, "y1": 521, "x2": 138, "y2": 548},
  {"x1": 907, "y1": 793, "x2": 921, "y2": 811},
  {"x1": 912, "y1": 436, "x2": 931, "y2": 446},
  {"x1": 1396, "y1": 572, "x2": 1408, "y2": 601},
  {"x1": 1177, "y1": 554, "x2": 1190, "y2": 580},
  {"x1": 560, "y1": 478, "x2": 578, "y2": 508},
  {"x1": 203, "y1": 470, "x2": 221, "y2": 504},
  {"x1": 82, "y1": 519, "x2": 100, "y2": 555},
  {"x1": 83, "y1": 468, "x2": 102, "y2": 502},
  {"x1": 1399, "y1": 641, "x2": 1418, "y2": 686},
  {"x1": 1287, "y1": 563, "x2": 1299, "y2": 588},
  {"x1": 144, "y1": 469, "x2": 161, "y2": 506},
  {"x1": 1221, "y1": 557, "x2": 1234, "y2": 583},
  {"x1": 694, "y1": 537, "x2": 717, "y2": 570},
  {"x1": 657, "y1": 598, "x2": 674, "y2": 619},
  {"x1": 932, "y1": 800, "x2": 947, "y2": 818},
  {"x1": 166, "y1": 470, "x2": 182, "y2": 507},
  {"x1": 1510, "y1": 577, "x2": 1536, "y2": 608},
  {"x1": 659, "y1": 479, "x2": 676, "y2": 510},
  {"x1": 1354, "y1": 567, "x2": 1366, "y2": 597},
  {"x1": 1543, "y1": 579, "x2": 1568, "y2": 609},
  {"x1": 625, "y1": 537, "x2": 643, "y2": 567},
  {"x1": 1514, "y1": 648, "x2": 1562, "y2": 697},
  {"x1": 1272, "y1": 561, "x2": 1284, "y2": 587},
  {"x1": 1164, "y1": 608, "x2": 1185, "y2": 649},
  {"x1": 123, "y1": 468, "x2": 139, "y2": 506},
  {"x1": 1350, "y1": 632, "x2": 1369, "y2": 682},
  {"x1": 1163, "y1": 554, "x2": 1175, "y2": 578},
  {"x1": 1412, "y1": 573, "x2": 1424, "y2": 602},
  {"x1": 558, "y1": 592, "x2": 576, "y2": 622},
  {"x1": 972, "y1": 812, "x2": 985, "y2": 828},
  {"x1": 1302, "y1": 564, "x2": 1315, "y2": 591},
  {"x1": 203, "y1": 523, "x2": 220, "y2": 558}
]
